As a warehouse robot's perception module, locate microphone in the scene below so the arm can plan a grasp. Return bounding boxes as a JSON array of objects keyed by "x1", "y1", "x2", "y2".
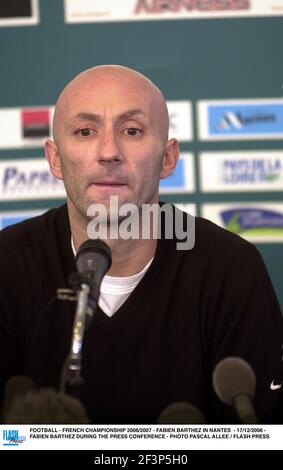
[
  {"x1": 76, "y1": 239, "x2": 112, "y2": 303},
  {"x1": 212, "y1": 357, "x2": 258, "y2": 424},
  {"x1": 157, "y1": 401, "x2": 206, "y2": 424},
  {"x1": 62, "y1": 239, "x2": 112, "y2": 393},
  {"x1": 3, "y1": 376, "x2": 89, "y2": 424}
]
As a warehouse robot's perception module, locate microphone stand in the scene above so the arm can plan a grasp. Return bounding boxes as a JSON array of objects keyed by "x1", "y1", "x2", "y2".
[
  {"x1": 59, "y1": 272, "x2": 98, "y2": 399},
  {"x1": 58, "y1": 238, "x2": 112, "y2": 401}
]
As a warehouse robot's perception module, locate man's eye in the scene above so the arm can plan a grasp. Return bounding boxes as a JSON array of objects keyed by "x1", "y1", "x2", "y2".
[
  {"x1": 78, "y1": 128, "x2": 91, "y2": 137},
  {"x1": 125, "y1": 128, "x2": 142, "y2": 136}
]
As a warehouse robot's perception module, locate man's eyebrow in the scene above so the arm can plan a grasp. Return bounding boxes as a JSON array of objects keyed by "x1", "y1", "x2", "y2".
[
  {"x1": 117, "y1": 109, "x2": 147, "y2": 121},
  {"x1": 70, "y1": 112, "x2": 102, "y2": 123},
  {"x1": 70, "y1": 109, "x2": 148, "y2": 124}
]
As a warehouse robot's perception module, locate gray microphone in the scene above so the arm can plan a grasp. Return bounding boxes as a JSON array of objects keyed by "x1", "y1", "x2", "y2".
[
  {"x1": 3, "y1": 377, "x2": 89, "y2": 424},
  {"x1": 157, "y1": 402, "x2": 206, "y2": 424},
  {"x1": 76, "y1": 239, "x2": 112, "y2": 303},
  {"x1": 212, "y1": 357, "x2": 258, "y2": 424}
]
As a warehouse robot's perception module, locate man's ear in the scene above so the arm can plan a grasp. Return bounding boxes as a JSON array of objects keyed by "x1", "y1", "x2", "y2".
[
  {"x1": 160, "y1": 138, "x2": 179, "y2": 180},
  {"x1": 45, "y1": 139, "x2": 63, "y2": 180}
]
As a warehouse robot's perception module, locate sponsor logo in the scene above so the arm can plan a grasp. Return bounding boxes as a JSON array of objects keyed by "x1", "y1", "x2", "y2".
[
  {"x1": 222, "y1": 158, "x2": 281, "y2": 184},
  {"x1": 200, "y1": 151, "x2": 283, "y2": 192},
  {"x1": 270, "y1": 380, "x2": 283, "y2": 391},
  {"x1": 198, "y1": 100, "x2": 283, "y2": 140},
  {"x1": 2, "y1": 429, "x2": 26, "y2": 446},
  {"x1": 134, "y1": 0, "x2": 250, "y2": 14},
  {"x1": 21, "y1": 108, "x2": 50, "y2": 139},
  {"x1": 201, "y1": 203, "x2": 283, "y2": 242},
  {"x1": 0, "y1": 159, "x2": 65, "y2": 200},
  {"x1": 220, "y1": 208, "x2": 283, "y2": 236},
  {"x1": 65, "y1": 0, "x2": 283, "y2": 23},
  {"x1": 270, "y1": 343, "x2": 283, "y2": 390},
  {"x1": 214, "y1": 108, "x2": 278, "y2": 133},
  {"x1": 0, "y1": 106, "x2": 54, "y2": 149}
]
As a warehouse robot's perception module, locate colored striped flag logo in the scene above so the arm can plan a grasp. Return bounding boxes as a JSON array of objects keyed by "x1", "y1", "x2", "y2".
[{"x1": 21, "y1": 108, "x2": 50, "y2": 138}]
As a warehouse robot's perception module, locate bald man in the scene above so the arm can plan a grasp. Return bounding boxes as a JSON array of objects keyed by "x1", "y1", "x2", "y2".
[
  {"x1": 45, "y1": 65, "x2": 179, "y2": 275},
  {"x1": 0, "y1": 65, "x2": 282, "y2": 425}
]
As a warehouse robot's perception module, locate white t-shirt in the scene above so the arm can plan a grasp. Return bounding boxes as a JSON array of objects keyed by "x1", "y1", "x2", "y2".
[{"x1": 71, "y1": 238, "x2": 153, "y2": 317}]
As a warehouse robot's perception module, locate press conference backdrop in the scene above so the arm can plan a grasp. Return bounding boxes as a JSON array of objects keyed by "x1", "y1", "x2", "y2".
[{"x1": 0, "y1": 0, "x2": 283, "y2": 309}]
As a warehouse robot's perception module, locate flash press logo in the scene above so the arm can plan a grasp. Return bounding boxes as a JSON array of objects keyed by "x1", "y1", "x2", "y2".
[
  {"x1": 3, "y1": 429, "x2": 26, "y2": 446},
  {"x1": 86, "y1": 197, "x2": 195, "y2": 251}
]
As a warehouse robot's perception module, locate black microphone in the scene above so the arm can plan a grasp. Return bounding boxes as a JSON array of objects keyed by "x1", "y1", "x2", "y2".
[
  {"x1": 3, "y1": 376, "x2": 89, "y2": 424},
  {"x1": 212, "y1": 357, "x2": 258, "y2": 424},
  {"x1": 76, "y1": 239, "x2": 112, "y2": 302},
  {"x1": 157, "y1": 401, "x2": 206, "y2": 424}
]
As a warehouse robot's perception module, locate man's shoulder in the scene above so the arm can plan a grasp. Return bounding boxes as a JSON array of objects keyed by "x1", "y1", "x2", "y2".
[{"x1": 0, "y1": 204, "x2": 68, "y2": 254}]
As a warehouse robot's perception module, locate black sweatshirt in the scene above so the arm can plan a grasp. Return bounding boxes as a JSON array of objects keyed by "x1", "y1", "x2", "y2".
[{"x1": 0, "y1": 204, "x2": 282, "y2": 423}]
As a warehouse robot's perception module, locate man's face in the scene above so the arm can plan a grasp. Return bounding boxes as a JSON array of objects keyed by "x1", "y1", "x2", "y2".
[{"x1": 46, "y1": 73, "x2": 177, "y2": 220}]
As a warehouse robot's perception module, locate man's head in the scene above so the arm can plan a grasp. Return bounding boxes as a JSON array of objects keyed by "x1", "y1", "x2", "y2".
[{"x1": 45, "y1": 65, "x2": 179, "y2": 221}]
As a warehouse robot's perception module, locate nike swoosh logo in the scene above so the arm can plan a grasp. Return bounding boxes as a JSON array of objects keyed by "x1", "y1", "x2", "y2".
[{"x1": 270, "y1": 380, "x2": 283, "y2": 391}]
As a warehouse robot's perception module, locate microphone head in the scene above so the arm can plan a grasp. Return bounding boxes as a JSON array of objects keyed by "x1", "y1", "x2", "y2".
[
  {"x1": 76, "y1": 239, "x2": 112, "y2": 273},
  {"x1": 4, "y1": 388, "x2": 89, "y2": 424},
  {"x1": 212, "y1": 357, "x2": 256, "y2": 406},
  {"x1": 157, "y1": 401, "x2": 206, "y2": 424},
  {"x1": 76, "y1": 239, "x2": 112, "y2": 300}
]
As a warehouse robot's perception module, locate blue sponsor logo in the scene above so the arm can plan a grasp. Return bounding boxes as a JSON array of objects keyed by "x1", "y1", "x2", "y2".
[
  {"x1": 221, "y1": 208, "x2": 283, "y2": 235},
  {"x1": 160, "y1": 158, "x2": 185, "y2": 190},
  {"x1": 3, "y1": 429, "x2": 26, "y2": 446},
  {"x1": 2, "y1": 166, "x2": 61, "y2": 192},
  {"x1": 222, "y1": 158, "x2": 282, "y2": 184},
  {"x1": 208, "y1": 103, "x2": 283, "y2": 136}
]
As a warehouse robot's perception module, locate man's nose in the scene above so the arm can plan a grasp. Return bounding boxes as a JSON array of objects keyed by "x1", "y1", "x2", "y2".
[{"x1": 98, "y1": 129, "x2": 123, "y2": 164}]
